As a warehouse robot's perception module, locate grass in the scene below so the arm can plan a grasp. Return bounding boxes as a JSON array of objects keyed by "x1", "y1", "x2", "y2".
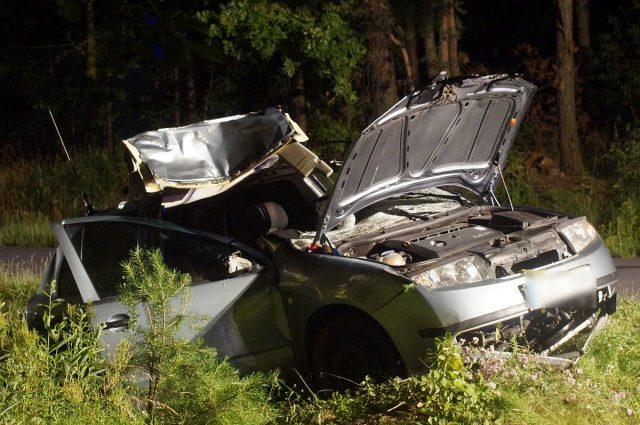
[
  {"x1": 0, "y1": 262, "x2": 40, "y2": 320},
  {"x1": 0, "y1": 147, "x2": 127, "y2": 247},
  {"x1": 278, "y1": 302, "x2": 640, "y2": 424},
  {"x1": 0, "y1": 262, "x2": 638, "y2": 424},
  {"x1": 603, "y1": 199, "x2": 640, "y2": 257},
  {"x1": 500, "y1": 148, "x2": 639, "y2": 257},
  {"x1": 0, "y1": 211, "x2": 56, "y2": 247},
  {"x1": 492, "y1": 301, "x2": 640, "y2": 424}
]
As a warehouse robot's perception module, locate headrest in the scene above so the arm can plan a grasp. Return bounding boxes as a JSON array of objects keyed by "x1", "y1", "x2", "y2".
[{"x1": 248, "y1": 202, "x2": 289, "y2": 235}]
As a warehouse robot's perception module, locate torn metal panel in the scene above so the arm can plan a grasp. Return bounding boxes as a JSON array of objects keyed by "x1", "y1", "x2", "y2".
[{"x1": 123, "y1": 108, "x2": 308, "y2": 194}]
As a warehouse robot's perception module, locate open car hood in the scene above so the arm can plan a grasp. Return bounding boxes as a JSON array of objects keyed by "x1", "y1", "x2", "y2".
[
  {"x1": 317, "y1": 74, "x2": 536, "y2": 238},
  {"x1": 123, "y1": 108, "x2": 311, "y2": 205}
]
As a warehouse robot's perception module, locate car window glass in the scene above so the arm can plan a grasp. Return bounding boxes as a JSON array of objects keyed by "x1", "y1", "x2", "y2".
[
  {"x1": 56, "y1": 256, "x2": 82, "y2": 302},
  {"x1": 149, "y1": 230, "x2": 237, "y2": 283},
  {"x1": 64, "y1": 221, "x2": 252, "y2": 298},
  {"x1": 65, "y1": 222, "x2": 139, "y2": 298}
]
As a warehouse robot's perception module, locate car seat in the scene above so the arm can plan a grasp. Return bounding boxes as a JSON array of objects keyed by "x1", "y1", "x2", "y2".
[{"x1": 238, "y1": 202, "x2": 289, "y2": 243}]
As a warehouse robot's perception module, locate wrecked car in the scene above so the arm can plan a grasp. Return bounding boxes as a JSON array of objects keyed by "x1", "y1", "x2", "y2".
[{"x1": 27, "y1": 74, "x2": 617, "y2": 389}]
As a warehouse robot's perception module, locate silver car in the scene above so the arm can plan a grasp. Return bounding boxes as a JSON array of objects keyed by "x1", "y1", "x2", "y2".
[{"x1": 27, "y1": 74, "x2": 617, "y2": 389}]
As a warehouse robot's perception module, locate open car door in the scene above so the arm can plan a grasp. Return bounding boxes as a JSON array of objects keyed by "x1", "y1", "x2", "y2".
[{"x1": 53, "y1": 216, "x2": 293, "y2": 370}]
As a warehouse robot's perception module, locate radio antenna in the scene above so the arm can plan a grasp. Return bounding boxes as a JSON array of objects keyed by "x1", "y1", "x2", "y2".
[{"x1": 48, "y1": 109, "x2": 95, "y2": 215}]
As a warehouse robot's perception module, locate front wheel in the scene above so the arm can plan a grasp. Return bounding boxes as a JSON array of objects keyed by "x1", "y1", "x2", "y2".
[{"x1": 311, "y1": 313, "x2": 405, "y2": 391}]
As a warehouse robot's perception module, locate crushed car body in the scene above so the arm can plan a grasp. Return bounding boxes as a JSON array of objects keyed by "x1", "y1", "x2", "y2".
[{"x1": 27, "y1": 74, "x2": 617, "y2": 388}]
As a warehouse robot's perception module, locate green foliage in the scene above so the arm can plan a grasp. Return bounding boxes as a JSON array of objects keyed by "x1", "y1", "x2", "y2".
[
  {"x1": 119, "y1": 248, "x2": 277, "y2": 424},
  {"x1": 501, "y1": 131, "x2": 640, "y2": 257},
  {"x1": 198, "y1": 0, "x2": 365, "y2": 103},
  {"x1": 0, "y1": 250, "x2": 277, "y2": 424},
  {"x1": 414, "y1": 336, "x2": 497, "y2": 424},
  {"x1": 155, "y1": 340, "x2": 279, "y2": 425},
  {"x1": 0, "y1": 259, "x2": 640, "y2": 424},
  {"x1": 281, "y1": 334, "x2": 497, "y2": 424},
  {"x1": 280, "y1": 302, "x2": 640, "y2": 424},
  {"x1": 587, "y1": 0, "x2": 640, "y2": 125},
  {"x1": 604, "y1": 199, "x2": 640, "y2": 257},
  {"x1": 607, "y1": 125, "x2": 640, "y2": 192},
  {"x1": 0, "y1": 147, "x2": 127, "y2": 246},
  {"x1": 119, "y1": 248, "x2": 193, "y2": 420},
  {"x1": 38, "y1": 296, "x2": 109, "y2": 396},
  {"x1": 0, "y1": 287, "x2": 141, "y2": 424},
  {"x1": 501, "y1": 148, "x2": 538, "y2": 207},
  {"x1": 588, "y1": 301, "x2": 640, "y2": 389}
]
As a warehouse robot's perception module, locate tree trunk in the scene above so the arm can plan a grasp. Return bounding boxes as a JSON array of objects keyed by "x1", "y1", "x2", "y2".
[
  {"x1": 187, "y1": 66, "x2": 197, "y2": 124},
  {"x1": 173, "y1": 67, "x2": 181, "y2": 126},
  {"x1": 85, "y1": 0, "x2": 97, "y2": 84},
  {"x1": 437, "y1": 1, "x2": 450, "y2": 75},
  {"x1": 556, "y1": 0, "x2": 584, "y2": 175},
  {"x1": 106, "y1": 101, "x2": 113, "y2": 151},
  {"x1": 364, "y1": 0, "x2": 397, "y2": 120},
  {"x1": 422, "y1": 0, "x2": 439, "y2": 79},
  {"x1": 389, "y1": 31, "x2": 415, "y2": 92},
  {"x1": 203, "y1": 67, "x2": 215, "y2": 119},
  {"x1": 85, "y1": 0, "x2": 97, "y2": 144},
  {"x1": 447, "y1": 0, "x2": 460, "y2": 76},
  {"x1": 291, "y1": 68, "x2": 307, "y2": 131},
  {"x1": 404, "y1": 16, "x2": 419, "y2": 88},
  {"x1": 575, "y1": 0, "x2": 590, "y2": 49}
]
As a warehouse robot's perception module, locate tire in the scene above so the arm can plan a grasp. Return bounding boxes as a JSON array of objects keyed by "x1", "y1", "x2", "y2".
[{"x1": 311, "y1": 312, "x2": 405, "y2": 391}]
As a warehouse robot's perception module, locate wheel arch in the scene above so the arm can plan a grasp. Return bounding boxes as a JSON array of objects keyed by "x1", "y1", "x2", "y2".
[{"x1": 303, "y1": 303, "x2": 405, "y2": 373}]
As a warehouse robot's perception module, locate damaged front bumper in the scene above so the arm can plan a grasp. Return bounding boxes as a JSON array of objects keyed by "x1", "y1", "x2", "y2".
[
  {"x1": 375, "y1": 237, "x2": 617, "y2": 374},
  {"x1": 463, "y1": 311, "x2": 611, "y2": 371}
]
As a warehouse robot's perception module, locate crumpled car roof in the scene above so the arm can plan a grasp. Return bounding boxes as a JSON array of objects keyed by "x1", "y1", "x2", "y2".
[{"x1": 123, "y1": 108, "x2": 308, "y2": 194}]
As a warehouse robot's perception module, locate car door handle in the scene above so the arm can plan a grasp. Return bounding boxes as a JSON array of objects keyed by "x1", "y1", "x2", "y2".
[{"x1": 105, "y1": 313, "x2": 130, "y2": 331}]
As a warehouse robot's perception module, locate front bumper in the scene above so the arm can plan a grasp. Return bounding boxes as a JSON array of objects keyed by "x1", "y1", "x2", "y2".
[{"x1": 374, "y1": 237, "x2": 617, "y2": 374}]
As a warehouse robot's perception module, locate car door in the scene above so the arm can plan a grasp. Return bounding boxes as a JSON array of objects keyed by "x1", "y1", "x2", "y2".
[{"x1": 53, "y1": 216, "x2": 293, "y2": 370}]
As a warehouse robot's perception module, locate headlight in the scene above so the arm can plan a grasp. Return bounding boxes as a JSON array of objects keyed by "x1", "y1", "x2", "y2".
[
  {"x1": 412, "y1": 256, "x2": 490, "y2": 289},
  {"x1": 558, "y1": 219, "x2": 598, "y2": 253}
]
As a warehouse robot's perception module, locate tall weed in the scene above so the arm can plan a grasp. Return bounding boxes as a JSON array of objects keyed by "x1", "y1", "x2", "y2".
[
  {"x1": 0, "y1": 210, "x2": 56, "y2": 247},
  {"x1": 0, "y1": 293, "x2": 141, "y2": 424},
  {"x1": 0, "y1": 251, "x2": 278, "y2": 424}
]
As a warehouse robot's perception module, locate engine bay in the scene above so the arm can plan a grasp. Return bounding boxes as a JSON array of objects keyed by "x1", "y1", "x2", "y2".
[{"x1": 335, "y1": 205, "x2": 574, "y2": 282}]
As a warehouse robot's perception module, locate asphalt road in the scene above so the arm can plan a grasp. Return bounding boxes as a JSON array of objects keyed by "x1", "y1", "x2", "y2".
[{"x1": 0, "y1": 247, "x2": 638, "y2": 299}]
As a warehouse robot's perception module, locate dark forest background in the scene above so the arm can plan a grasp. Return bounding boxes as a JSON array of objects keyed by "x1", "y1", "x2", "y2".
[{"x1": 0, "y1": 0, "x2": 639, "y2": 251}]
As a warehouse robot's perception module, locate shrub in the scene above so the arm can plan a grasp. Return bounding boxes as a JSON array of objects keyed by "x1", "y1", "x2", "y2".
[
  {"x1": 0, "y1": 250, "x2": 278, "y2": 424},
  {"x1": 608, "y1": 128, "x2": 640, "y2": 190},
  {"x1": 281, "y1": 334, "x2": 497, "y2": 424},
  {"x1": 118, "y1": 248, "x2": 277, "y2": 424}
]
